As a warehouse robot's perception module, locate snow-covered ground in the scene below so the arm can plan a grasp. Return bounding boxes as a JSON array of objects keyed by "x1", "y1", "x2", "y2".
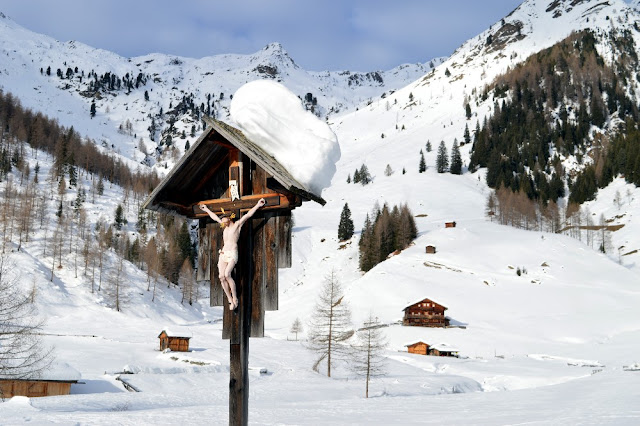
[{"x1": 0, "y1": 138, "x2": 638, "y2": 424}]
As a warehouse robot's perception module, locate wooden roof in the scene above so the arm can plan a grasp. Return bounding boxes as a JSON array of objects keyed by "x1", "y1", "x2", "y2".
[
  {"x1": 158, "y1": 330, "x2": 191, "y2": 339},
  {"x1": 404, "y1": 341, "x2": 430, "y2": 347},
  {"x1": 403, "y1": 298, "x2": 448, "y2": 311},
  {"x1": 142, "y1": 116, "x2": 325, "y2": 217}
]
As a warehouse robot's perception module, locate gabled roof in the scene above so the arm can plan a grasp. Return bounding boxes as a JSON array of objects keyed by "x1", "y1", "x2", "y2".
[
  {"x1": 142, "y1": 116, "x2": 325, "y2": 217},
  {"x1": 404, "y1": 341, "x2": 430, "y2": 347},
  {"x1": 158, "y1": 330, "x2": 191, "y2": 339},
  {"x1": 430, "y1": 343, "x2": 459, "y2": 352},
  {"x1": 402, "y1": 297, "x2": 448, "y2": 311}
]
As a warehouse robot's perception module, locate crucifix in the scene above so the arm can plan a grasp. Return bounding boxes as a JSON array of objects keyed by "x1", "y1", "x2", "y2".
[{"x1": 144, "y1": 117, "x2": 325, "y2": 425}]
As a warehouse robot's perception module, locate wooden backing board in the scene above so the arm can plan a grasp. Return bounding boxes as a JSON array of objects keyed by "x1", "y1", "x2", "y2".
[{"x1": 276, "y1": 211, "x2": 292, "y2": 269}]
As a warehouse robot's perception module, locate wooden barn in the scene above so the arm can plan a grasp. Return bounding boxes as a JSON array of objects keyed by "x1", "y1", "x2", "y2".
[
  {"x1": 0, "y1": 363, "x2": 80, "y2": 398},
  {"x1": 405, "y1": 341, "x2": 430, "y2": 355},
  {"x1": 158, "y1": 330, "x2": 191, "y2": 352},
  {"x1": 445, "y1": 221, "x2": 457, "y2": 228},
  {"x1": 402, "y1": 298, "x2": 450, "y2": 328},
  {"x1": 429, "y1": 343, "x2": 459, "y2": 357},
  {"x1": 425, "y1": 245, "x2": 436, "y2": 254}
]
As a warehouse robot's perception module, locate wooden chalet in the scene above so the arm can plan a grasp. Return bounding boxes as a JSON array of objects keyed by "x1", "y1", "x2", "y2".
[
  {"x1": 158, "y1": 330, "x2": 191, "y2": 352},
  {"x1": 425, "y1": 245, "x2": 436, "y2": 254},
  {"x1": 402, "y1": 298, "x2": 450, "y2": 328},
  {"x1": 405, "y1": 341, "x2": 430, "y2": 355},
  {"x1": 445, "y1": 221, "x2": 457, "y2": 228}
]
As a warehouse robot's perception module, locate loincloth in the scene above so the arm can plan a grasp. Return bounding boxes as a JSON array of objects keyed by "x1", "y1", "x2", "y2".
[{"x1": 218, "y1": 249, "x2": 238, "y2": 263}]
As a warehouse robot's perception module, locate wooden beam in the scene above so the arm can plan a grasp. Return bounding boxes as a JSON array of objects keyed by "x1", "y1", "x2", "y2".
[
  {"x1": 158, "y1": 201, "x2": 191, "y2": 216},
  {"x1": 228, "y1": 223, "x2": 251, "y2": 425},
  {"x1": 192, "y1": 193, "x2": 285, "y2": 217}
]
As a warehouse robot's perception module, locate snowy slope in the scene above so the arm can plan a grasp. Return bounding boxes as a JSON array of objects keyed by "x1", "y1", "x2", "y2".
[{"x1": 0, "y1": 0, "x2": 639, "y2": 424}]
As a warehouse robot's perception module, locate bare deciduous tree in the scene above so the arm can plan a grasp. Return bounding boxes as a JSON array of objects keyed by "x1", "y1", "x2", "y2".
[
  {"x1": 307, "y1": 270, "x2": 353, "y2": 377},
  {"x1": 349, "y1": 314, "x2": 388, "y2": 398},
  {"x1": 0, "y1": 254, "x2": 54, "y2": 388},
  {"x1": 290, "y1": 317, "x2": 303, "y2": 341},
  {"x1": 178, "y1": 258, "x2": 194, "y2": 305}
]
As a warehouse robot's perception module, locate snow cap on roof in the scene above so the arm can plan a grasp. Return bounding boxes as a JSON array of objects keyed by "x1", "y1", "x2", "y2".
[{"x1": 230, "y1": 79, "x2": 340, "y2": 196}]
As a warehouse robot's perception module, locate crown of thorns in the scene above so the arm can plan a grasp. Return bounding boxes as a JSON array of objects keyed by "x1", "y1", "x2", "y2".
[{"x1": 220, "y1": 208, "x2": 236, "y2": 219}]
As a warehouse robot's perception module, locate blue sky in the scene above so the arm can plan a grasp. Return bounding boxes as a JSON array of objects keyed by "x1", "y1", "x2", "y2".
[{"x1": 0, "y1": 0, "x2": 529, "y2": 71}]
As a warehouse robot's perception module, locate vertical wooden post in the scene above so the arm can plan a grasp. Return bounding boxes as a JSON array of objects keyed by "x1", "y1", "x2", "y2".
[{"x1": 229, "y1": 217, "x2": 251, "y2": 426}]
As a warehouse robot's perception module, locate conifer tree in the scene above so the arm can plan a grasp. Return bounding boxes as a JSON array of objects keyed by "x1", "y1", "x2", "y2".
[
  {"x1": 450, "y1": 140, "x2": 462, "y2": 175},
  {"x1": 419, "y1": 150, "x2": 426, "y2": 173},
  {"x1": 436, "y1": 141, "x2": 449, "y2": 173},
  {"x1": 338, "y1": 203, "x2": 355, "y2": 241},
  {"x1": 426, "y1": 140, "x2": 432, "y2": 152},
  {"x1": 358, "y1": 164, "x2": 372, "y2": 185},
  {"x1": 96, "y1": 175, "x2": 104, "y2": 196},
  {"x1": 353, "y1": 168, "x2": 360, "y2": 184},
  {"x1": 464, "y1": 123, "x2": 471, "y2": 145},
  {"x1": 114, "y1": 204, "x2": 127, "y2": 230}
]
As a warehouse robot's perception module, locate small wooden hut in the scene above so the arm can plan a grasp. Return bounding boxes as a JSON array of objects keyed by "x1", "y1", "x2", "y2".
[
  {"x1": 402, "y1": 298, "x2": 450, "y2": 328},
  {"x1": 158, "y1": 330, "x2": 191, "y2": 352},
  {"x1": 425, "y1": 245, "x2": 436, "y2": 254},
  {"x1": 405, "y1": 341, "x2": 430, "y2": 355},
  {"x1": 445, "y1": 221, "x2": 457, "y2": 228},
  {"x1": 0, "y1": 379, "x2": 77, "y2": 398},
  {"x1": 429, "y1": 343, "x2": 459, "y2": 357},
  {"x1": 0, "y1": 363, "x2": 80, "y2": 398}
]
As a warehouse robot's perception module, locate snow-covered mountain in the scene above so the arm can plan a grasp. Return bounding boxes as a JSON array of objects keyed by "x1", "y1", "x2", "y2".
[
  {"x1": 0, "y1": 11, "x2": 442, "y2": 174},
  {"x1": 1, "y1": 0, "x2": 639, "y2": 423}
]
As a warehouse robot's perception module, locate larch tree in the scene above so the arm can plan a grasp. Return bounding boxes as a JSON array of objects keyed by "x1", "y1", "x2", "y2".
[
  {"x1": 290, "y1": 317, "x2": 303, "y2": 341},
  {"x1": 178, "y1": 258, "x2": 195, "y2": 305},
  {"x1": 0, "y1": 254, "x2": 54, "y2": 384},
  {"x1": 350, "y1": 314, "x2": 388, "y2": 398},
  {"x1": 107, "y1": 255, "x2": 127, "y2": 312},
  {"x1": 307, "y1": 270, "x2": 353, "y2": 377}
]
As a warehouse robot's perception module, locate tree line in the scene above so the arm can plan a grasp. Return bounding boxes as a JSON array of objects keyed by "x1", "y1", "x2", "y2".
[
  {"x1": 359, "y1": 202, "x2": 417, "y2": 272},
  {"x1": 0, "y1": 88, "x2": 201, "y2": 310},
  {"x1": 470, "y1": 29, "x2": 640, "y2": 206}
]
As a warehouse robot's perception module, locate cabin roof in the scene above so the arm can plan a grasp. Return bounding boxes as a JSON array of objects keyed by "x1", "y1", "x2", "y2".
[
  {"x1": 0, "y1": 362, "x2": 81, "y2": 382},
  {"x1": 158, "y1": 329, "x2": 192, "y2": 339},
  {"x1": 430, "y1": 343, "x2": 459, "y2": 352},
  {"x1": 402, "y1": 297, "x2": 448, "y2": 311},
  {"x1": 142, "y1": 116, "x2": 325, "y2": 217},
  {"x1": 404, "y1": 341, "x2": 430, "y2": 347}
]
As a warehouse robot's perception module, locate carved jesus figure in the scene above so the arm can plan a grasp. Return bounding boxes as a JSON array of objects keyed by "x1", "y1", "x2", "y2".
[{"x1": 199, "y1": 198, "x2": 266, "y2": 310}]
